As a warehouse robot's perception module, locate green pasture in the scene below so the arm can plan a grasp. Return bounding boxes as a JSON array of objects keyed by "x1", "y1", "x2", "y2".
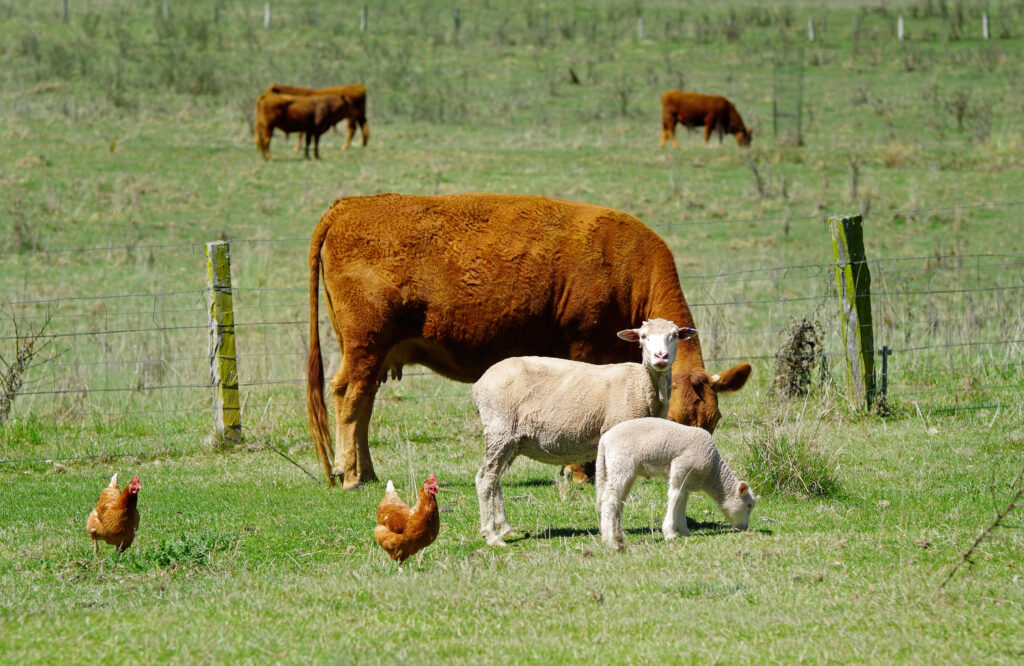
[{"x1": 2, "y1": 0, "x2": 1023, "y2": 662}]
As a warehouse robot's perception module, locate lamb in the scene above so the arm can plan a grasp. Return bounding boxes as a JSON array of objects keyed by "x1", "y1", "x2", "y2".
[
  {"x1": 596, "y1": 417, "x2": 756, "y2": 550},
  {"x1": 472, "y1": 318, "x2": 695, "y2": 546}
]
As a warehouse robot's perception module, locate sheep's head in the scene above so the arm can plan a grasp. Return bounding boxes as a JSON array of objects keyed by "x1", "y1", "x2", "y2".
[
  {"x1": 721, "y1": 481, "x2": 756, "y2": 531},
  {"x1": 617, "y1": 319, "x2": 694, "y2": 373}
]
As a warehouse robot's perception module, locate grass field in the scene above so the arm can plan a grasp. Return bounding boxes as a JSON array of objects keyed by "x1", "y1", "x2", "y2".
[{"x1": 2, "y1": 0, "x2": 1024, "y2": 662}]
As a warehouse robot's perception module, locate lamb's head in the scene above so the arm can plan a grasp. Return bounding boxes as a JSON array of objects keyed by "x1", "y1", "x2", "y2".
[
  {"x1": 721, "y1": 481, "x2": 756, "y2": 531},
  {"x1": 617, "y1": 319, "x2": 696, "y2": 373}
]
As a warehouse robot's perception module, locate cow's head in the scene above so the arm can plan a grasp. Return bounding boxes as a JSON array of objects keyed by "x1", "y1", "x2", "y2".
[
  {"x1": 736, "y1": 128, "x2": 752, "y2": 147},
  {"x1": 669, "y1": 363, "x2": 752, "y2": 433}
]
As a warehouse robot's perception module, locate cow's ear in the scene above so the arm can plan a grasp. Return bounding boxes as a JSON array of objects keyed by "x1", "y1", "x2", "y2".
[
  {"x1": 617, "y1": 329, "x2": 640, "y2": 342},
  {"x1": 710, "y1": 363, "x2": 752, "y2": 392}
]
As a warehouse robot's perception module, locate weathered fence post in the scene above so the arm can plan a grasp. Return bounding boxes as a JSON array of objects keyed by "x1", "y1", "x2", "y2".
[
  {"x1": 61, "y1": 0, "x2": 69, "y2": 22},
  {"x1": 206, "y1": 241, "x2": 242, "y2": 444},
  {"x1": 264, "y1": 2, "x2": 271, "y2": 30},
  {"x1": 808, "y1": 16, "x2": 815, "y2": 41},
  {"x1": 828, "y1": 214, "x2": 876, "y2": 410},
  {"x1": 897, "y1": 16, "x2": 905, "y2": 40},
  {"x1": 982, "y1": 12, "x2": 989, "y2": 40},
  {"x1": 360, "y1": 4, "x2": 368, "y2": 32}
]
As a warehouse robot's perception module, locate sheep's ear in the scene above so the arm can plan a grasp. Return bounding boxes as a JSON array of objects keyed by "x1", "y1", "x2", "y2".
[
  {"x1": 737, "y1": 482, "x2": 749, "y2": 496},
  {"x1": 617, "y1": 329, "x2": 640, "y2": 342}
]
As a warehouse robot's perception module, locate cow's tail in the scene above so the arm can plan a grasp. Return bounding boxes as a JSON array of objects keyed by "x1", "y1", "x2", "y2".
[
  {"x1": 595, "y1": 438, "x2": 607, "y2": 513},
  {"x1": 253, "y1": 94, "x2": 270, "y2": 159},
  {"x1": 307, "y1": 217, "x2": 336, "y2": 486}
]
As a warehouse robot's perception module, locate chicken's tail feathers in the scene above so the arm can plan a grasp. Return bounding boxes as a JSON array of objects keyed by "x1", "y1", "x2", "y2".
[
  {"x1": 385, "y1": 480, "x2": 395, "y2": 493},
  {"x1": 108, "y1": 473, "x2": 118, "y2": 488}
]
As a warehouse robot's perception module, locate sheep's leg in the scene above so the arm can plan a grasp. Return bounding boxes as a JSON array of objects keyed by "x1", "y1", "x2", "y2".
[
  {"x1": 492, "y1": 453, "x2": 518, "y2": 539},
  {"x1": 664, "y1": 464, "x2": 692, "y2": 539},
  {"x1": 476, "y1": 436, "x2": 518, "y2": 546},
  {"x1": 600, "y1": 483, "x2": 623, "y2": 550}
]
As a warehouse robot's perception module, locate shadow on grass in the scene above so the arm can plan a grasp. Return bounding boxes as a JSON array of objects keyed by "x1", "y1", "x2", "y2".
[{"x1": 514, "y1": 519, "x2": 772, "y2": 542}]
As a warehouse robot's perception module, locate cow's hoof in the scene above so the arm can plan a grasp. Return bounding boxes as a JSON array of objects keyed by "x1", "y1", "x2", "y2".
[{"x1": 359, "y1": 471, "x2": 379, "y2": 484}]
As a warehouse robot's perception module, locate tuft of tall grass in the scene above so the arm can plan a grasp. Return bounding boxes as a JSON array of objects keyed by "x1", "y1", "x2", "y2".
[{"x1": 737, "y1": 400, "x2": 842, "y2": 499}]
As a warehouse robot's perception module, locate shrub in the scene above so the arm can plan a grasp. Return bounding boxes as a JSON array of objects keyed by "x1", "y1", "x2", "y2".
[{"x1": 738, "y1": 403, "x2": 842, "y2": 498}]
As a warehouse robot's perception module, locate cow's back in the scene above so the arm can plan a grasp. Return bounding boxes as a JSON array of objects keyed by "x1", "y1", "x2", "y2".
[
  {"x1": 662, "y1": 90, "x2": 728, "y2": 125},
  {"x1": 314, "y1": 193, "x2": 691, "y2": 378}
]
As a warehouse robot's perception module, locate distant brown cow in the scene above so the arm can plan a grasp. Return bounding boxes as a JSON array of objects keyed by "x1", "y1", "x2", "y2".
[
  {"x1": 254, "y1": 92, "x2": 350, "y2": 160},
  {"x1": 307, "y1": 193, "x2": 752, "y2": 489},
  {"x1": 660, "y1": 91, "x2": 751, "y2": 148},
  {"x1": 266, "y1": 83, "x2": 369, "y2": 150}
]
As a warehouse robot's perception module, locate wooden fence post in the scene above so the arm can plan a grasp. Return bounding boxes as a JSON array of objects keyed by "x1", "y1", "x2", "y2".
[
  {"x1": 206, "y1": 241, "x2": 242, "y2": 444},
  {"x1": 360, "y1": 4, "x2": 368, "y2": 32},
  {"x1": 828, "y1": 214, "x2": 876, "y2": 410},
  {"x1": 61, "y1": 0, "x2": 68, "y2": 22}
]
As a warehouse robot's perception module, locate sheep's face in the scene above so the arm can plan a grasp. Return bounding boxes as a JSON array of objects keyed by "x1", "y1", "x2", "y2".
[
  {"x1": 722, "y1": 481, "x2": 756, "y2": 530},
  {"x1": 617, "y1": 318, "x2": 692, "y2": 373}
]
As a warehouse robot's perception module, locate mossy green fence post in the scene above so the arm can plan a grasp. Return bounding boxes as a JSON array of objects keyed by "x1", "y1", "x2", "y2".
[
  {"x1": 828, "y1": 214, "x2": 876, "y2": 410},
  {"x1": 206, "y1": 241, "x2": 242, "y2": 444}
]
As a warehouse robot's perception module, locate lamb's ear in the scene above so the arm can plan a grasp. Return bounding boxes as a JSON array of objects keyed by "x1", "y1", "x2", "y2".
[
  {"x1": 737, "y1": 482, "x2": 749, "y2": 496},
  {"x1": 617, "y1": 329, "x2": 640, "y2": 342}
]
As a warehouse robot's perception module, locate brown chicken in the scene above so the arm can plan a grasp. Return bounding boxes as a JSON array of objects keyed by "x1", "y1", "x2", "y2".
[
  {"x1": 86, "y1": 473, "x2": 141, "y2": 556},
  {"x1": 373, "y1": 473, "x2": 440, "y2": 563}
]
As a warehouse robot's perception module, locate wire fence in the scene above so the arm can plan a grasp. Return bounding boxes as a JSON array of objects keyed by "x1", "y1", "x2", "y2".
[{"x1": 2, "y1": 200, "x2": 1022, "y2": 463}]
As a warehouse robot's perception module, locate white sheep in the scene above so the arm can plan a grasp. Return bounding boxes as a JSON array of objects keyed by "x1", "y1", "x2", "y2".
[
  {"x1": 472, "y1": 318, "x2": 693, "y2": 546},
  {"x1": 596, "y1": 417, "x2": 756, "y2": 550}
]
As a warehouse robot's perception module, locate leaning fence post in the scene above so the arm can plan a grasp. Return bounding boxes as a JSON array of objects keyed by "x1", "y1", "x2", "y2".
[
  {"x1": 206, "y1": 241, "x2": 242, "y2": 444},
  {"x1": 828, "y1": 214, "x2": 876, "y2": 410}
]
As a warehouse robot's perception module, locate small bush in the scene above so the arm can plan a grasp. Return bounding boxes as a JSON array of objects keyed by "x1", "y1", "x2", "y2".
[
  {"x1": 129, "y1": 530, "x2": 238, "y2": 571},
  {"x1": 738, "y1": 405, "x2": 842, "y2": 498}
]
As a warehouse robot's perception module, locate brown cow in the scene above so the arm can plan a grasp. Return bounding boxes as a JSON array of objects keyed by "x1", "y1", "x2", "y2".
[
  {"x1": 307, "y1": 193, "x2": 752, "y2": 489},
  {"x1": 253, "y1": 92, "x2": 350, "y2": 160},
  {"x1": 266, "y1": 83, "x2": 369, "y2": 150},
  {"x1": 660, "y1": 91, "x2": 752, "y2": 148}
]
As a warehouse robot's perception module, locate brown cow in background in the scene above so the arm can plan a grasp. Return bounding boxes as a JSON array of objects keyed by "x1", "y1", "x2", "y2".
[
  {"x1": 660, "y1": 91, "x2": 752, "y2": 148},
  {"x1": 253, "y1": 92, "x2": 352, "y2": 160},
  {"x1": 307, "y1": 193, "x2": 752, "y2": 489},
  {"x1": 267, "y1": 83, "x2": 370, "y2": 150}
]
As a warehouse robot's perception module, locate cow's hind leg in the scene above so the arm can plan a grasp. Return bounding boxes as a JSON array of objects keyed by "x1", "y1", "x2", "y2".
[
  {"x1": 360, "y1": 120, "x2": 370, "y2": 146},
  {"x1": 329, "y1": 350, "x2": 382, "y2": 489},
  {"x1": 343, "y1": 118, "x2": 356, "y2": 150}
]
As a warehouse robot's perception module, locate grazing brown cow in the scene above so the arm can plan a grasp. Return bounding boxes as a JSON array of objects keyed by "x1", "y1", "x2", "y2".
[
  {"x1": 253, "y1": 92, "x2": 351, "y2": 160},
  {"x1": 660, "y1": 91, "x2": 752, "y2": 148},
  {"x1": 266, "y1": 83, "x2": 370, "y2": 150},
  {"x1": 307, "y1": 193, "x2": 752, "y2": 489}
]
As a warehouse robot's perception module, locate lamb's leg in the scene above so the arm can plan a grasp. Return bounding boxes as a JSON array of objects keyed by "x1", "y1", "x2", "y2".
[
  {"x1": 664, "y1": 464, "x2": 692, "y2": 539},
  {"x1": 601, "y1": 472, "x2": 633, "y2": 550}
]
